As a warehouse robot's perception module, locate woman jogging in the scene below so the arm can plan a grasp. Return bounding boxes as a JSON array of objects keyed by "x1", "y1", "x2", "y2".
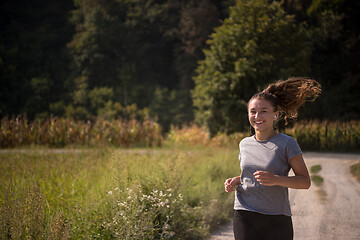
[{"x1": 224, "y1": 77, "x2": 321, "y2": 240}]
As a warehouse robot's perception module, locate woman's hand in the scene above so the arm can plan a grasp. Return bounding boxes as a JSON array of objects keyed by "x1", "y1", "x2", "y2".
[
  {"x1": 253, "y1": 171, "x2": 278, "y2": 186},
  {"x1": 254, "y1": 155, "x2": 311, "y2": 189},
  {"x1": 224, "y1": 177, "x2": 240, "y2": 193}
]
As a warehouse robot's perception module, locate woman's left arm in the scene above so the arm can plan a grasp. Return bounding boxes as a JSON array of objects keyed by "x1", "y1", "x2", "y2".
[{"x1": 253, "y1": 154, "x2": 311, "y2": 189}]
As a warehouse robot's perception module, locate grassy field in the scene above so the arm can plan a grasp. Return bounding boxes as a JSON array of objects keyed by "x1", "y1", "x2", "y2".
[
  {"x1": 0, "y1": 146, "x2": 240, "y2": 239},
  {"x1": 1, "y1": 118, "x2": 359, "y2": 239}
]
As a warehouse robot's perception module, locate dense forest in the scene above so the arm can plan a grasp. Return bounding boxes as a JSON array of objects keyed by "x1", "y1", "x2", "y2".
[{"x1": 1, "y1": 0, "x2": 359, "y2": 133}]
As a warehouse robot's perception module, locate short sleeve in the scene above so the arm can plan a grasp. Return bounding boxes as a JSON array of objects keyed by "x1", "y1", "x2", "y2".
[{"x1": 285, "y1": 137, "x2": 302, "y2": 162}]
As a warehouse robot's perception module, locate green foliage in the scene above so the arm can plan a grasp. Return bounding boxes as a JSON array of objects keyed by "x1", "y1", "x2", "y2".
[
  {"x1": 174, "y1": 0, "x2": 226, "y2": 89},
  {"x1": 0, "y1": 147, "x2": 239, "y2": 239},
  {"x1": 0, "y1": 0, "x2": 75, "y2": 118},
  {"x1": 150, "y1": 88, "x2": 194, "y2": 133},
  {"x1": 63, "y1": 0, "x2": 232, "y2": 129},
  {"x1": 0, "y1": 0, "x2": 258, "y2": 126},
  {"x1": 305, "y1": 0, "x2": 360, "y2": 120},
  {"x1": 350, "y1": 162, "x2": 360, "y2": 182},
  {"x1": 70, "y1": 0, "x2": 129, "y2": 88},
  {"x1": 311, "y1": 175, "x2": 324, "y2": 186},
  {"x1": 1, "y1": 0, "x2": 359, "y2": 133},
  {"x1": 310, "y1": 164, "x2": 322, "y2": 174},
  {"x1": 62, "y1": 76, "x2": 150, "y2": 121},
  {"x1": 193, "y1": 0, "x2": 311, "y2": 136},
  {"x1": 0, "y1": 150, "x2": 108, "y2": 239},
  {"x1": 88, "y1": 87, "x2": 114, "y2": 112},
  {"x1": 309, "y1": 163, "x2": 323, "y2": 187}
]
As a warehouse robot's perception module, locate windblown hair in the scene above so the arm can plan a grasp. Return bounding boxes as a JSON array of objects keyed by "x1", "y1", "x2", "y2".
[{"x1": 249, "y1": 77, "x2": 322, "y2": 123}]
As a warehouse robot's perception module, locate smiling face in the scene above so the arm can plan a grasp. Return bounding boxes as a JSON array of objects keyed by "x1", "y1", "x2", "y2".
[{"x1": 248, "y1": 98, "x2": 278, "y2": 133}]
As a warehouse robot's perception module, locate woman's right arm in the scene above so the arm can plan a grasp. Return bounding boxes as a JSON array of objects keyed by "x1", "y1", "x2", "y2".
[{"x1": 224, "y1": 176, "x2": 241, "y2": 193}]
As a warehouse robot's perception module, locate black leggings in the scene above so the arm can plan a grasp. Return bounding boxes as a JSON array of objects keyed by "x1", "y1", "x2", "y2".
[{"x1": 233, "y1": 210, "x2": 293, "y2": 240}]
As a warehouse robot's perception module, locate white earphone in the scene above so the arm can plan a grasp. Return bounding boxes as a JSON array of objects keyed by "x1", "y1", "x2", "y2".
[{"x1": 274, "y1": 115, "x2": 277, "y2": 120}]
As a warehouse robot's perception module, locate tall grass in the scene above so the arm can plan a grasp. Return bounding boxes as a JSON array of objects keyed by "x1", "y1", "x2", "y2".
[
  {"x1": 167, "y1": 121, "x2": 360, "y2": 152},
  {"x1": 2, "y1": 116, "x2": 358, "y2": 152},
  {"x1": 0, "y1": 147, "x2": 239, "y2": 239},
  {"x1": 166, "y1": 123, "x2": 248, "y2": 149},
  {"x1": 2, "y1": 120, "x2": 357, "y2": 238},
  {"x1": 0, "y1": 115, "x2": 162, "y2": 148},
  {"x1": 284, "y1": 120, "x2": 360, "y2": 152}
]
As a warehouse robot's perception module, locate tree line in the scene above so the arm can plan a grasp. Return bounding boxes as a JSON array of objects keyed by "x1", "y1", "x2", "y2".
[{"x1": 1, "y1": 0, "x2": 359, "y2": 134}]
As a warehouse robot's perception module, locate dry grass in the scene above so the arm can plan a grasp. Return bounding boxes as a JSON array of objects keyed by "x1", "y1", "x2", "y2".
[
  {"x1": 0, "y1": 115, "x2": 162, "y2": 148},
  {"x1": 285, "y1": 120, "x2": 359, "y2": 152},
  {"x1": 166, "y1": 123, "x2": 248, "y2": 148},
  {"x1": 0, "y1": 181, "x2": 68, "y2": 240},
  {"x1": 167, "y1": 120, "x2": 360, "y2": 152}
]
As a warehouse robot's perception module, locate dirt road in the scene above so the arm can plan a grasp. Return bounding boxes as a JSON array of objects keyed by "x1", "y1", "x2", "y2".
[{"x1": 209, "y1": 152, "x2": 360, "y2": 240}]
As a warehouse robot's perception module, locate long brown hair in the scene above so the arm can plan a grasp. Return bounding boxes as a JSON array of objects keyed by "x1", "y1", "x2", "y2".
[{"x1": 249, "y1": 77, "x2": 322, "y2": 124}]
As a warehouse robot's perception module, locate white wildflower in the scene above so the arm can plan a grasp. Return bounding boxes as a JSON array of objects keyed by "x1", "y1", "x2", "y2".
[{"x1": 163, "y1": 224, "x2": 171, "y2": 230}]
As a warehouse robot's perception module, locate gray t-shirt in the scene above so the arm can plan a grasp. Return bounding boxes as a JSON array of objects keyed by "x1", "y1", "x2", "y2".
[{"x1": 234, "y1": 133, "x2": 302, "y2": 216}]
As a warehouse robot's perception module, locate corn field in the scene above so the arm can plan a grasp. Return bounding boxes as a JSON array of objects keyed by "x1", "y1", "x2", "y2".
[
  {"x1": 284, "y1": 120, "x2": 360, "y2": 152},
  {"x1": 1, "y1": 116, "x2": 359, "y2": 151},
  {"x1": 167, "y1": 121, "x2": 359, "y2": 152},
  {"x1": 0, "y1": 115, "x2": 162, "y2": 148}
]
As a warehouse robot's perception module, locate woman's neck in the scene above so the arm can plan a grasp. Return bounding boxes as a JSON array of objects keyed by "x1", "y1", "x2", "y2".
[{"x1": 255, "y1": 129, "x2": 277, "y2": 141}]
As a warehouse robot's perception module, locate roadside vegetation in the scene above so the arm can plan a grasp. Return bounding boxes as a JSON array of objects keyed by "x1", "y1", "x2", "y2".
[
  {"x1": 0, "y1": 146, "x2": 239, "y2": 239},
  {"x1": 285, "y1": 120, "x2": 360, "y2": 152},
  {"x1": 350, "y1": 162, "x2": 360, "y2": 182},
  {"x1": 1, "y1": 118, "x2": 359, "y2": 239},
  {"x1": 1, "y1": 116, "x2": 359, "y2": 152},
  {"x1": 310, "y1": 165, "x2": 322, "y2": 174},
  {"x1": 0, "y1": 115, "x2": 162, "y2": 148},
  {"x1": 310, "y1": 164, "x2": 324, "y2": 187}
]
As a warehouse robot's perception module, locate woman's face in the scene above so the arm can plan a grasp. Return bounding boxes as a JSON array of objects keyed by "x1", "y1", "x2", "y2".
[{"x1": 248, "y1": 98, "x2": 278, "y2": 133}]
